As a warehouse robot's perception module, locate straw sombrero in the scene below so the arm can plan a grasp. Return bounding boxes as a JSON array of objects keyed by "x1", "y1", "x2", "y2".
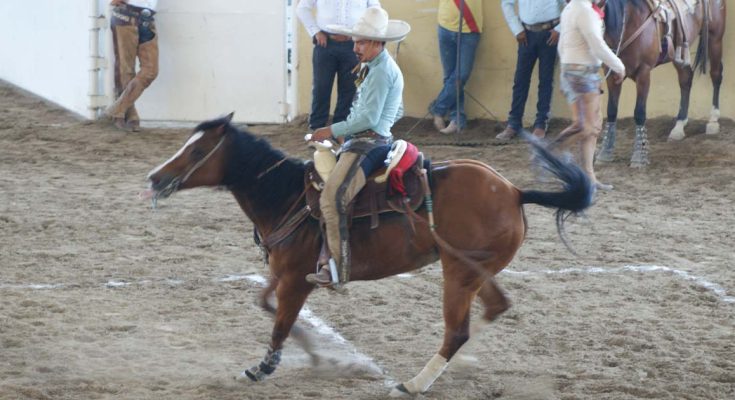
[{"x1": 327, "y1": 7, "x2": 410, "y2": 42}]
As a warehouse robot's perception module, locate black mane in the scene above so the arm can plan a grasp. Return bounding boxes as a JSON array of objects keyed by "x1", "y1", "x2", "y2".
[
  {"x1": 604, "y1": 0, "x2": 646, "y2": 46},
  {"x1": 217, "y1": 121, "x2": 306, "y2": 211}
]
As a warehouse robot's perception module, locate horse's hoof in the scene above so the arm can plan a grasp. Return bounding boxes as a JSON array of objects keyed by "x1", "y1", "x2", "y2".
[
  {"x1": 239, "y1": 366, "x2": 267, "y2": 382},
  {"x1": 629, "y1": 161, "x2": 648, "y2": 169},
  {"x1": 388, "y1": 383, "x2": 411, "y2": 397},
  {"x1": 668, "y1": 131, "x2": 685, "y2": 142},
  {"x1": 706, "y1": 122, "x2": 720, "y2": 135}
]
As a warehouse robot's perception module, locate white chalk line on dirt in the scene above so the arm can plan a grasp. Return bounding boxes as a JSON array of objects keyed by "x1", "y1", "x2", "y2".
[{"x1": 1, "y1": 264, "x2": 732, "y2": 304}]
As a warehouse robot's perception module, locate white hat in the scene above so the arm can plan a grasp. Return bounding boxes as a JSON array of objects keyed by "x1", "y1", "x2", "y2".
[{"x1": 327, "y1": 7, "x2": 410, "y2": 42}]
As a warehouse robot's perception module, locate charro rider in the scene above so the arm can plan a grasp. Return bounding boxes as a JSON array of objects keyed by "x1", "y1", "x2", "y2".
[{"x1": 306, "y1": 7, "x2": 410, "y2": 286}]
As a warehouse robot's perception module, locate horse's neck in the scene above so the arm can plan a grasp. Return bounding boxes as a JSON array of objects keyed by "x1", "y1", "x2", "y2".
[{"x1": 230, "y1": 182, "x2": 306, "y2": 236}]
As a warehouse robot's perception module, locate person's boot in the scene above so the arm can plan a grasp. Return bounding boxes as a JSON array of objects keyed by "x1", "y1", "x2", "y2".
[
  {"x1": 432, "y1": 114, "x2": 446, "y2": 131},
  {"x1": 439, "y1": 120, "x2": 458, "y2": 134},
  {"x1": 495, "y1": 126, "x2": 517, "y2": 141},
  {"x1": 532, "y1": 126, "x2": 546, "y2": 139},
  {"x1": 305, "y1": 265, "x2": 333, "y2": 286},
  {"x1": 112, "y1": 117, "x2": 131, "y2": 132}
]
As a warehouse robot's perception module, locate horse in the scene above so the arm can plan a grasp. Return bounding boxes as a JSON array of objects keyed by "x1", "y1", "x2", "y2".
[
  {"x1": 144, "y1": 113, "x2": 594, "y2": 396},
  {"x1": 596, "y1": 0, "x2": 726, "y2": 167}
]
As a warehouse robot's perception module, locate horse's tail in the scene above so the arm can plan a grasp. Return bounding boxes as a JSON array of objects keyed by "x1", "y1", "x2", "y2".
[
  {"x1": 693, "y1": 0, "x2": 710, "y2": 74},
  {"x1": 519, "y1": 137, "x2": 594, "y2": 253}
]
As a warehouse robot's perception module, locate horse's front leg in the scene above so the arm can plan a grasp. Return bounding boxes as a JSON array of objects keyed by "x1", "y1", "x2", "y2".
[
  {"x1": 244, "y1": 274, "x2": 314, "y2": 381},
  {"x1": 597, "y1": 74, "x2": 623, "y2": 163},
  {"x1": 631, "y1": 68, "x2": 652, "y2": 168},
  {"x1": 668, "y1": 65, "x2": 694, "y2": 141}
]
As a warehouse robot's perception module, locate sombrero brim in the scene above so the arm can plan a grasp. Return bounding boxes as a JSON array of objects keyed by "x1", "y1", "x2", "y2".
[{"x1": 326, "y1": 20, "x2": 411, "y2": 42}]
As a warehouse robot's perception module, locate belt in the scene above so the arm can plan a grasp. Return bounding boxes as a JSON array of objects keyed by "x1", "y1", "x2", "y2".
[
  {"x1": 522, "y1": 18, "x2": 560, "y2": 32},
  {"x1": 328, "y1": 33, "x2": 352, "y2": 42},
  {"x1": 562, "y1": 64, "x2": 600, "y2": 73}
]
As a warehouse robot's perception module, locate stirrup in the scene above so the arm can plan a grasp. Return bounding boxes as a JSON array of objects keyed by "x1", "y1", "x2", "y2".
[{"x1": 305, "y1": 258, "x2": 339, "y2": 286}]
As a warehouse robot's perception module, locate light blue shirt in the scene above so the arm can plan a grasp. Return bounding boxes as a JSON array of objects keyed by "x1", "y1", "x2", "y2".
[
  {"x1": 331, "y1": 49, "x2": 404, "y2": 138},
  {"x1": 501, "y1": 0, "x2": 566, "y2": 37}
]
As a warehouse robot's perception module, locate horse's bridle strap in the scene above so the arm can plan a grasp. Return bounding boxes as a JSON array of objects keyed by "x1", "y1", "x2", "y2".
[{"x1": 181, "y1": 135, "x2": 227, "y2": 184}]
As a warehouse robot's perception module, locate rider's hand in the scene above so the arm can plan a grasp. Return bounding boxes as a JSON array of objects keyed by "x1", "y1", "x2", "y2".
[
  {"x1": 547, "y1": 30, "x2": 560, "y2": 45},
  {"x1": 516, "y1": 30, "x2": 528, "y2": 46},
  {"x1": 311, "y1": 126, "x2": 333, "y2": 142},
  {"x1": 314, "y1": 31, "x2": 328, "y2": 47}
]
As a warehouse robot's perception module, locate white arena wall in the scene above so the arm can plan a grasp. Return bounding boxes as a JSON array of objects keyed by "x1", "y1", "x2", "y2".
[
  {"x1": 0, "y1": 0, "x2": 294, "y2": 124},
  {"x1": 0, "y1": 1, "x2": 98, "y2": 118}
]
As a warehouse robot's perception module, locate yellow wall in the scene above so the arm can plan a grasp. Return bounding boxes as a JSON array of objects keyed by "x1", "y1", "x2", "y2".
[{"x1": 295, "y1": 0, "x2": 734, "y2": 123}]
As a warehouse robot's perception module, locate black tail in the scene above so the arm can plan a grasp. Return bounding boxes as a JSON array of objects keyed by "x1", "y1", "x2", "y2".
[
  {"x1": 693, "y1": 0, "x2": 710, "y2": 75},
  {"x1": 520, "y1": 136, "x2": 594, "y2": 253}
]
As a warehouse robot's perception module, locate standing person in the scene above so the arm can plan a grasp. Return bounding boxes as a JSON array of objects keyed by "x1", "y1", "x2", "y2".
[
  {"x1": 305, "y1": 7, "x2": 410, "y2": 287},
  {"x1": 554, "y1": 0, "x2": 625, "y2": 190},
  {"x1": 497, "y1": 0, "x2": 566, "y2": 141},
  {"x1": 429, "y1": 0, "x2": 483, "y2": 135},
  {"x1": 106, "y1": 0, "x2": 159, "y2": 132},
  {"x1": 296, "y1": 0, "x2": 381, "y2": 133}
]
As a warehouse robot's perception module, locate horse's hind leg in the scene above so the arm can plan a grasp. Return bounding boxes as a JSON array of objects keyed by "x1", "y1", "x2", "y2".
[
  {"x1": 390, "y1": 261, "x2": 486, "y2": 397},
  {"x1": 705, "y1": 16, "x2": 725, "y2": 135}
]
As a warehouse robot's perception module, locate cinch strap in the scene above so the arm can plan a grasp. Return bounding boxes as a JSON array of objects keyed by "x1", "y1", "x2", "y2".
[{"x1": 452, "y1": 0, "x2": 480, "y2": 33}]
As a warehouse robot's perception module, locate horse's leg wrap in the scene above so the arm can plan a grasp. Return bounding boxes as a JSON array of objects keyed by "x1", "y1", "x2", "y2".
[
  {"x1": 389, "y1": 354, "x2": 448, "y2": 397},
  {"x1": 244, "y1": 346, "x2": 282, "y2": 382},
  {"x1": 596, "y1": 122, "x2": 617, "y2": 163},
  {"x1": 668, "y1": 118, "x2": 688, "y2": 141},
  {"x1": 706, "y1": 108, "x2": 720, "y2": 135},
  {"x1": 630, "y1": 125, "x2": 650, "y2": 168}
]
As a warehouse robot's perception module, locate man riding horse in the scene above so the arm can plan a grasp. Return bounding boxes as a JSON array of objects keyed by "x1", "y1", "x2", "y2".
[{"x1": 306, "y1": 7, "x2": 410, "y2": 287}]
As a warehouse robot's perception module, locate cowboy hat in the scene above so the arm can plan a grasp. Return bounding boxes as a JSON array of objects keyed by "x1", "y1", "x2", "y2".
[{"x1": 326, "y1": 7, "x2": 410, "y2": 42}]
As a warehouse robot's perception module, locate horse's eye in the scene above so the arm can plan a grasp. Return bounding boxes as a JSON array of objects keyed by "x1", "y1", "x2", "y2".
[{"x1": 190, "y1": 148, "x2": 206, "y2": 160}]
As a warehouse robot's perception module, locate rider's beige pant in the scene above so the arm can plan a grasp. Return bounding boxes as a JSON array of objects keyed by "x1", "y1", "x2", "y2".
[{"x1": 319, "y1": 151, "x2": 366, "y2": 267}]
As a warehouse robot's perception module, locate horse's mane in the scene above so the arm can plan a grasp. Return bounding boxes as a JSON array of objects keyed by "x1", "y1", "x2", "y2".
[
  {"x1": 604, "y1": 0, "x2": 646, "y2": 45},
  {"x1": 208, "y1": 117, "x2": 305, "y2": 208}
]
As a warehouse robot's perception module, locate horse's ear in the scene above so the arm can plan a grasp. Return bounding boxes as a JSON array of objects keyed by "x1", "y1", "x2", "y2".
[{"x1": 215, "y1": 112, "x2": 235, "y2": 135}]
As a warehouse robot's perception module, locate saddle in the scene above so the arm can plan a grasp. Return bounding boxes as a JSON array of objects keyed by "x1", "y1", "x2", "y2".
[
  {"x1": 304, "y1": 155, "x2": 430, "y2": 230},
  {"x1": 648, "y1": 0, "x2": 703, "y2": 66}
]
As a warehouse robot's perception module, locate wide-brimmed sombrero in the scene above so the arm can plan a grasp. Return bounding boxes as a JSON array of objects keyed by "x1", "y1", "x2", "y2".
[{"x1": 326, "y1": 7, "x2": 410, "y2": 42}]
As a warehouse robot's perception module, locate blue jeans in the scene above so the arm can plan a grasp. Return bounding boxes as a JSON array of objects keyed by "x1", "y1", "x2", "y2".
[
  {"x1": 429, "y1": 26, "x2": 480, "y2": 129},
  {"x1": 310, "y1": 39, "x2": 359, "y2": 130},
  {"x1": 507, "y1": 30, "x2": 558, "y2": 131}
]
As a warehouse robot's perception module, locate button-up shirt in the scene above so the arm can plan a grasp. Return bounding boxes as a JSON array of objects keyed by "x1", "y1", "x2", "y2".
[
  {"x1": 296, "y1": 0, "x2": 381, "y2": 38},
  {"x1": 559, "y1": 0, "x2": 625, "y2": 75},
  {"x1": 501, "y1": 0, "x2": 566, "y2": 37},
  {"x1": 331, "y1": 49, "x2": 403, "y2": 138}
]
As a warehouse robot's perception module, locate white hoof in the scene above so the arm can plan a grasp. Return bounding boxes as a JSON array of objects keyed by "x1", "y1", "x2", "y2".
[
  {"x1": 706, "y1": 122, "x2": 720, "y2": 135},
  {"x1": 668, "y1": 119, "x2": 687, "y2": 142}
]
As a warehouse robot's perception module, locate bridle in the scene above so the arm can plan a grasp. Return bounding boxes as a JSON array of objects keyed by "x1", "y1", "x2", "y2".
[{"x1": 153, "y1": 133, "x2": 227, "y2": 203}]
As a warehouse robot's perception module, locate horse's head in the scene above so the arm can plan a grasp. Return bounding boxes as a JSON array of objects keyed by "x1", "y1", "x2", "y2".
[{"x1": 145, "y1": 112, "x2": 234, "y2": 200}]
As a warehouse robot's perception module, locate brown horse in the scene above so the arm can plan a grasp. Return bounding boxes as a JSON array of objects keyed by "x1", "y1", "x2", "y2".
[
  {"x1": 596, "y1": 0, "x2": 726, "y2": 167},
  {"x1": 144, "y1": 113, "x2": 593, "y2": 396}
]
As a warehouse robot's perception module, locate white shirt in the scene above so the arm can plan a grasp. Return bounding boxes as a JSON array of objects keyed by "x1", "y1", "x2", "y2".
[
  {"x1": 296, "y1": 0, "x2": 381, "y2": 38},
  {"x1": 127, "y1": 0, "x2": 157, "y2": 11},
  {"x1": 558, "y1": 0, "x2": 625, "y2": 74}
]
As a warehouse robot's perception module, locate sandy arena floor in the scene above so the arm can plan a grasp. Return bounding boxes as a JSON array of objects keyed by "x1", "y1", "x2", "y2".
[{"x1": 1, "y1": 80, "x2": 734, "y2": 399}]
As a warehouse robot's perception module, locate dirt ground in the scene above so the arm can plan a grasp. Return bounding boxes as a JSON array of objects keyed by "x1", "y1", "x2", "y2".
[{"x1": 1, "y1": 79, "x2": 734, "y2": 400}]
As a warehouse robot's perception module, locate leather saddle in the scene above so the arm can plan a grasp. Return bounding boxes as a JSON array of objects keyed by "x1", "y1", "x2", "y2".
[
  {"x1": 650, "y1": 0, "x2": 702, "y2": 65},
  {"x1": 304, "y1": 157, "x2": 431, "y2": 229}
]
